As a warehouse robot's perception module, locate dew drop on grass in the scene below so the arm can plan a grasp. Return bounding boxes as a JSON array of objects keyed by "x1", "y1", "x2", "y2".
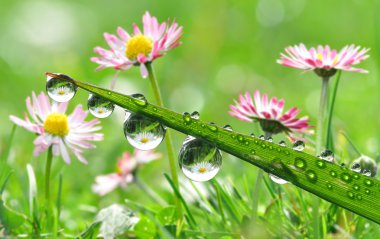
[
  {"x1": 278, "y1": 140, "x2": 286, "y2": 147},
  {"x1": 350, "y1": 155, "x2": 378, "y2": 177},
  {"x1": 123, "y1": 112, "x2": 165, "y2": 150},
  {"x1": 269, "y1": 174, "x2": 288, "y2": 184},
  {"x1": 179, "y1": 137, "x2": 222, "y2": 182},
  {"x1": 87, "y1": 94, "x2": 114, "y2": 118},
  {"x1": 130, "y1": 93, "x2": 148, "y2": 107},
  {"x1": 259, "y1": 135, "x2": 265, "y2": 140},
  {"x1": 207, "y1": 122, "x2": 218, "y2": 132},
  {"x1": 182, "y1": 112, "x2": 191, "y2": 124},
  {"x1": 266, "y1": 137, "x2": 273, "y2": 142},
  {"x1": 350, "y1": 163, "x2": 361, "y2": 173},
  {"x1": 190, "y1": 111, "x2": 200, "y2": 119},
  {"x1": 46, "y1": 73, "x2": 77, "y2": 102},
  {"x1": 292, "y1": 140, "x2": 305, "y2": 151},
  {"x1": 223, "y1": 124, "x2": 233, "y2": 131},
  {"x1": 318, "y1": 149, "x2": 334, "y2": 162}
]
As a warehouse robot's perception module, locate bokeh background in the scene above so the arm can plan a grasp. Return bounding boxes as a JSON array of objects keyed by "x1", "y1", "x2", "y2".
[{"x1": 1, "y1": 0, "x2": 380, "y2": 233}]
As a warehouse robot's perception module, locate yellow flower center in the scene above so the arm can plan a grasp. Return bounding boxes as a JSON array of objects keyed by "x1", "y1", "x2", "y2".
[
  {"x1": 317, "y1": 53, "x2": 323, "y2": 61},
  {"x1": 125, "y1": 35, "x2": 153, "y2": 60},
  {"x1": 198, "y1": 167, "x2": 207, "y2": 173},
  {"x1": 140, "y1": 138, "x2": 149, "y2": 144},
  {"x1": 43, "y1": 113, "x2": 69, "y2": 137},
  {"x1": 58, "y1": 90, "x2": 66, "y2": 95}
]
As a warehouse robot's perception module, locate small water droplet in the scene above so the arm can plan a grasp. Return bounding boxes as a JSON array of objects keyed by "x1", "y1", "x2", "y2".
[
  {"x1": 353, "y1": 174, "x2": 360, "y2": 180},
  {"x1": 46, "y1": 73, "x2": 77, "y2": 102},
  {"x1": 306, "y1": 170, "x2": 317, "y2": 183},
  {"x1": 353, "y1": 184, "x2": 360, "y2": 191},
  {"x1": 294, "y1": 157, "x2": 307, "y2": 170},
  {"x1": 190, "y1": 111, "x2": 200, "y2": 119},
  {"x1": 207, "y1": 122, "x2": 218, "y2": 132},
  {"x1": 340, "y1": 173, "x2": 352, "y2": 183},
  {"x1": 326, "y1": 183, "x2": 333, "y2": 190},
  {"x1": 347, "y1": 191, "x2": 355, "y2": 199},
  {"x1": 87, "y1": 94, "x2": 114, "y2": 118},
  {"x1": 123, "y1": 112, "x2": 165, "y2": 150},
  {"x1": 330, "y1": 171, "x2": 337, "y2": 177},
  {"x1": 130, "y1": 93, "x2": 148, "y2": 107},
  {"x1": 364, "y1": 189, "x2": 371, "y2": 195},
  {"x1": 266, "y1": 137, "x2": 273, "y2": 142},
  {"x1": 269, "y1": 174, "x2": 288, "y2": 184},
  {"x1": 356, "y1": 194, "x2": 363, "y2": 200},
  {"x1": 179, "y1": 137, "x2": 222, "y2": 182},
  {"x1": 250, "y1": 133, "x2": 255, "y2": 138},
  {"x1": 292, "y1": 140, "x2": 305, "y2": 151},
  {"x1": 362, "y1": 170, "x2": 372, "y2": 177},
  {"x1": 223, "y1": 125, "x2": 233, "y2": 131},
  {"x1": 250, "y1": 149, "x2": 256, "y2": 154},
  {"x1": 350, "y1": 163, "x2": 361, "y2": 173},
  {"x1": 182, "y1": 112, "x2": 191, "y2": 124},
  {"x1": 316, "y1": 160, "x2": 326, "y2": 169},
  {"x1": 152, "y1": 107, "x2": 157, "y2": 112},
  {"x1": 259, "y1": 135, "x2": 265, "y2": 140},
  {"x1": 364, "y1": 179, "x2": 374, "y2": 187},
  {"x1": 278, "y1": 140, "x2": 286, "y2": 147},
  {"x1": 237, "y1": 135, "x2": 244, "y2": 142},
  {"x1": 318, "y1": 149, "x2": 334, "y2": 162},
  {"x1": 339, "y1": 163, "x2": 346, "y2": 167},
  {"x1": 107, "y1": 91, "x2": 112, "y2": 95}
]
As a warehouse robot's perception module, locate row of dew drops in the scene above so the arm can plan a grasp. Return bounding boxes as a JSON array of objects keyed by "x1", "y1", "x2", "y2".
[{"x1": 46, "y1": 74, "x2": 377, "y2": 184}]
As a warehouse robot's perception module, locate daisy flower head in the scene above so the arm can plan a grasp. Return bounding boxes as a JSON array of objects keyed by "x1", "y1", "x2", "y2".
[
  {"x1": 277, "y1": 44, "x2": 370, "y2": 77},
  {"x1": 229, "y1": 90, "x2": 313, "y2": 136},
  {"x1": 91, "y1": 11, "x2": 183, "y2": 78},
  {"x1": 92, "y1": 149, "x2": 161, "y2": 196},
  {"x1": 9, "y1": 92, "x2": 103, "y2": 164}
]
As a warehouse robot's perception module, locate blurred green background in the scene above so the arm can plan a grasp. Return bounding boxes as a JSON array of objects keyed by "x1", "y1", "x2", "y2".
[{"x1": 1, "y1": 0, "x2": 380, "y2": 233}]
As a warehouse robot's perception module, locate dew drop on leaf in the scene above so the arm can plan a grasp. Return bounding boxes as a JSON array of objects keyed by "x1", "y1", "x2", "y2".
[
  {"x1": 292, "y1": 140, "x2": 305, "y2": 151},
  {"x1": 318, "y1": 149, "x2": 334, "y2": 162},
  {"x1": 46, "y1": 73, "x2": 77, "y2": 102},
  {"x1": 223, "y1": 124, "x2": 233, "y2": 131},
  {"x1": 190, "y1": 111, "x2": 200, "y2": 119},
  {"x1": 269, "y1": 174, "x2": 288, "y2": 184},
  {"x1": 130, "y1": 93, "x2": 148, "y2": 107},
  {"x1": 87, "y1": 94, "x2": 114, "y2": 118},
  {"x1": 123, "y1": 112, "x2": 165, "y2": 150},
  {"x1": 278, "y1": 140, "x2": 286, "y2": 147},
  {"x1": 179, "y1": 137, "x2": 222, "y2": 182}
]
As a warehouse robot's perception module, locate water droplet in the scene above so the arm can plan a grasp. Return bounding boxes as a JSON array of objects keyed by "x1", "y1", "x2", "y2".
[
  {"x1": 306, "y1": 170, "x2": 317, "y2": 183},
  {"x1": 364, "y1": 189, "x2": 371, "y2": 195},
  {"x1": 340, "y1": 173, "x2": 352, "y2": 183},
  {"x1": 237, "y1": 135, "x2": 244, "y2": 142},
  {"x1": 250, "y1": 149, "x2": 256, "y2": 154},
  {"x1": 292, "y1": 140, "x2": 305, "y2": 151},
  {"x1": 179, "y1": 137, "x2": 222, "y2": 182},
  {"x1": 269, "y1": 174, "x2": 288, "y2": 184},
  {"x1": 250, "y1": 133, "x2": 256, "y2": 138},
  {"x1": 46, "y1": 73, "x2": 77, "y2": 102},
  {"x1": 278, "y1": 140, "x2": 286, "y2": 147},
  {"x1": 339, "y1": 163, "x2": 346, "y2": 167},
  {"x1": 259, "y1": 135, "x2": 265, "y2": 140},
  {"x1": 353, "y1": 184, "x2": 360, "y2": 191},
  {"x1": 294, "y1": 157, "x2": 306, "y2": 170},
  {"x1": 326, "y1": 183, "x2": 333, "y2": 190},
  {"x1": 207, "y1": 122, "x2": 218, "y2": 132},
  {"x1": 223, "y1": 125, "x2": 233, "y2": 131},
  {"x1": 123, "y1": 112, "x2": 165, "y2": 150},
  {"x1": 87, "y1": 94, "x2": 114, "y2": 118},
  {"x1": 350, "y1": 163, "x2": 361, "y2": 173},
  {"x1": 353, "y1": 174, "x2": 360, "y2": 180},
  {"x1": 182, "y1": 112, "x2": 191, "y2": 124},
  {"x1": 347, "y1": 191, "x2": 355, "y2": 199},
  {"x1": 350, "y1": 155, "x2": 378, "y2": 177},
  {"x1": 152, "y1": 107, "x2": 157, "y2": 112},
  {"x1": 190, "y1": 111, "x2": 200, "y2": 119},
  {"x1": 266, "y1": 137, "x2": 273, "y2": 142},
  {"x1": 364, "y1": 179, "x2": 374, "y2": 187},
  {"x1": 363, "y1": 170, "x2": 372, "y2": 177},
  {"x1": 356, "y1": 194, "x2": 362, "y2": 200},
  {"x1": 130, "y1": 93, "x2": 148, "y2": 107},
  {"x1": 330, "y1": 171, "x2": 337, "y2": 177},
  {"x1": 318, "y1": 149, "x2": 334, "y2": 162},
  {"x1": 316, "y1": 160, "x2": 326, "y2": 169}
]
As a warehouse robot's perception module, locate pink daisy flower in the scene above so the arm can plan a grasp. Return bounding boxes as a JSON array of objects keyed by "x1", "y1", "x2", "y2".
[
  {"x1": 91, "y1": 11, "x2": 183, "y2": 78},
  {"x1": 229, "y1": 90, "x2": 313, "y2": 136},
  {"x1": 277, "y1": 44, "x2": 370, "y2": 77},
  {"x1": 9, "y1": 92, "x2": 103, "y2": 164},
  {"x1": 92, "y1": 149, "x2": 161, "y2": 196}
]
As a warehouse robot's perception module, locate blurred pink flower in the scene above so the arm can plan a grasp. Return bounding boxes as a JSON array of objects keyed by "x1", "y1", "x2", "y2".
[
  {"x1": 229, "y1": 90, "x2": 313, "y2": 136},
  {"x1": 9, "y1": 92, "x2": 103, "y2": 164},
  {"x1": 277, "y1": 44, "x2": 369, "y2": 77},
  {"x1": 91, "y1": 11, "x2": 183, "y2": 78},
  {"x1": 92, "y1": 149, "x2": 161, "y2": 196}
]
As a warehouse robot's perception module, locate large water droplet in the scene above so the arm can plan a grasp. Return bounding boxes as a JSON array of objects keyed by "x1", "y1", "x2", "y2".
[
  {"x1": 318, "y1": 149, "x2": 334, "y2": 162},
  {"x1": 87, "y1": 94, "x2": 114, "y2": 118},
  {"x1": 269, "y1": 174, "x2": 288, "y2": 184},
  {"x1": 123, "y1": 112, "x2": 165, "y2": 150},
  {"x1": 292, "y1": 140, "x2": 305, "y2": 151},
  {"x1": 190, "y1": 111, "x2": 200, "y2": 119},
  {"x1": 130, "y1": 93, "x2": 148, "y2": 107},
  {"x1": 179, "y1": 137, "x2": 222, "y2": 182},
  {"x1": 350, "y1": 155, "x2": 378, "y2": 177},
  {"x1": 46, "y1": 73, "x2": 77, "y2": 102}
]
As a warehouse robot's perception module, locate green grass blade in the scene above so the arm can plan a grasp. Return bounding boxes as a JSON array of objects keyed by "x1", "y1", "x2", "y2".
[{"x1": 55, "y1": 74, "x2": 380, "y2": 224}]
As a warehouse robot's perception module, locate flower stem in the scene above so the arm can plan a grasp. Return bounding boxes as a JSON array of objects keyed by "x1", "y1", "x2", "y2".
[
  {"x1": 45, "y1": 146, "x2": 53, "y2": 206},
  {"x1": 145, "y1": 63, "x2": 182, "y2": 216},
  {"x1": 326, "y1": 71, "x2": 342, "y2": 149},
  {"x1": 314, "y1": 76, "x2": 330, "y2": 239}
]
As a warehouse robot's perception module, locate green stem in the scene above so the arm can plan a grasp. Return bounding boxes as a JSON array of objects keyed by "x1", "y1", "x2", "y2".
[
  {"x1": 326, "y1": 71, "x2": 342, "y2": 149},
  {"x1": 45, "y1": 147, "x2": 53, "y2": 207},
  {"x1": 313, "y1": 76, "x2": 330, "y2": 239},
  {"x1": 145, "y1": 63, "x2": 182, "y2": 217},
  {"x1": 251, "y1": 169, "x2": 264, "y2": 220},
  {"x1": 134, "y1": 174, "x2": 167, "y2": 205}
]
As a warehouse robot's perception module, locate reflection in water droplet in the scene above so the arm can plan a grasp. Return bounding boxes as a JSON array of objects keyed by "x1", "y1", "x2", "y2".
[
  {"x1": 350, "y1": 163, "x2": 361, "y2": 173},
  {"x1": 318, "y1": 149, "x2": 334, "y2": 162},
  {"x1": 292, "y1": 140, "x2": 305, "y2": 151},
  {"x1": 223, "y1": 124, "x2": 233, "y2": 131},
  {"x1": 87, "y1": 94, "x2": 114, "y2": 118},
  {"x1": 123, "y1": 112, "x2": 165, "y2": 150},
  {"x1": 278, "y1": 140, "x2": 286, "y2": 147},
  {"x1": 190, "y1": 111, "x2": 200, "y2": 119},
  {"x1": 130, "y1": 93, "x2": 148, "y2": 107},
  {"x1": 179, "y1": 137, "x2": 222, "y2": 182},
  {"x1": 46, "y1": 73, "x2": 77, "y2": 102},
  {"x1": 269, "y1": 174, "x2": 288, "y2": 184}
]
